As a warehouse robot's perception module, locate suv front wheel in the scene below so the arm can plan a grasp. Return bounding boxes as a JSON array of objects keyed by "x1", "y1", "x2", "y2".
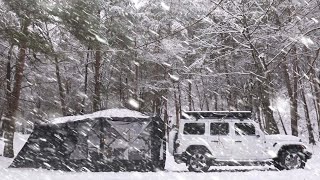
[{"x1": 187, "y1": 149, "x2": 210, "y2": 172}]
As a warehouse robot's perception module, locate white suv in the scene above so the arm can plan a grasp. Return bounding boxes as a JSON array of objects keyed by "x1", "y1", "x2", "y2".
[{"x1": 169, "y1": 111, "x2": 312, "y2": 172}]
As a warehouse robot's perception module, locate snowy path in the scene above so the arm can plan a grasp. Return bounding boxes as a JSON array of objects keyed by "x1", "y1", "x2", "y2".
[
  {"x1": 0, "y1": 165, "x2": 319, "y2": 180},
  {"x1": 1, "y1": 133, "x2": 320, "y2": 180}
]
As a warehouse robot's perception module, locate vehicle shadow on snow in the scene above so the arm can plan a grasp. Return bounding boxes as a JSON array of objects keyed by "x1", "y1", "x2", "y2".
[
  {"x1": 208, "y1": 168, "x2": 278, "y2": 173},
  {"x1": 167, "y1": 168, "x2": 278, "y2": 173}
]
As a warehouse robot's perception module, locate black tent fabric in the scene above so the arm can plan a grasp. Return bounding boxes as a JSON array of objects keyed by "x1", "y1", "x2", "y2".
[{"x1": 10, "y1": 116, "x2": 166, "y2": 172}]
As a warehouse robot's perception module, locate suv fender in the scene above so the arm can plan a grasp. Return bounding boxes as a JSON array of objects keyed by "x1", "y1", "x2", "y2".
[
  {"x1": 271, "y1": 143, "x2": 305, "y2": 158},
  {"x1": 276, "y1": 144, "x2": 305, "y2": 158},
  {"x1": 175, "y1": 145, "x2": 213, "y2": 164}
]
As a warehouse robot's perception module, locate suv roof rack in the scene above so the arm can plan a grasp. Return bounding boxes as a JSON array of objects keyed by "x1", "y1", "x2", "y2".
[{"x1": 181, "y1": 111, "x2": 252, "y2": 120}]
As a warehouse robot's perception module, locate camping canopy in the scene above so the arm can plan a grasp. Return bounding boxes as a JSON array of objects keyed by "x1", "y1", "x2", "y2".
[{"x1": 10, "y1": 109, "x2": 166, "y2": 172}]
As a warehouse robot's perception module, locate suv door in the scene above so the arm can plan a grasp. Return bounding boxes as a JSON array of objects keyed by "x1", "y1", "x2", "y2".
[
  {"x1": 207, "y1": 122, "x2": 232, "y2": 159},
  {"x1": 232, "y1": 122, "x2": 265, "y2": 160},
  {"x1": 176, "y1": 122, "x2": 207, "y2": 155}
]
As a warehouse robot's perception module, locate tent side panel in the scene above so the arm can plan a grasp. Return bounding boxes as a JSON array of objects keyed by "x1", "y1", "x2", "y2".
[{"x1": 10, "y1": 125, "x2": 48, "y2": 168}]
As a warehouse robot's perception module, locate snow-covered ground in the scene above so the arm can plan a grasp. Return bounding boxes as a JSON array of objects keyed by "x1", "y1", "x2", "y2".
[{"x1": 1, "y1": 133, "x2": 320, "y2": 180}]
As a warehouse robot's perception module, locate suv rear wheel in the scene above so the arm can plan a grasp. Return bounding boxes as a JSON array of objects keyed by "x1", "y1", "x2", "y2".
[
  {"x1": 187, "y1": 149, "x2": 210, "y2": 172},
  {"x1": 274, "y1": 149, "x2": 305, "y2": 170}
]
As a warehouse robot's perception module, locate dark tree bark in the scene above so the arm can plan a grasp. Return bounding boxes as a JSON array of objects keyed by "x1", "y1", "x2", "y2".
[
  {"x1": 301, "y1": 88, "x2": 316, "y2": 144},
  {"x1": 311, "y1": 72, "x2": 320, "y2": 139},
  {"x1": 277, "y1": 109, "x2": 288, "y2": 135},
  {"x1": 223, "y1": 59, "x2": 234, "y2": 109},
  {"x1": 153, "y1": 93, "x2": 162, "y2": 116},
  {"x1": 2, "y1": 27, "x2": 28, "y2": 157},
  {"x1": 199, "y1": 75, "x2": 210, "y2": 111},
  {"x1": 173, "y1": 82, "x2": 181, "y2": 127},
  {"x1": 195, "y1": 82, "x2": 204, "y2": 110},
  {"x1": 0, "y1": 45, "x2": 14, "y2": 138},
  {"x1": 261, "y1": 86, "x2": 279, "y2": 134},
  {"x1": 257, "y1": 69, "x2": 279, "y2": 134},
  {"x1": 256, "y1": 105, "x2": 264, "y2": 131},
  {"x1": 188, "y1": 79, "x2": 192, "y2": 111},
  {"x1": 54, "y1": 57, "x2": 67, "y2": 116},
  {"x1": 290, "y1": 46, "x2": 299, "y2": 136},
  {"x1": 214, "y1": 94, "x2": 218, "y2": 111},
  {"x1": 93, "y1": 49, "x2": 101, "y2": 112},
  {"x1": 306, "y1": 49, "x2": 320, "y2": 140},
  {"x1": 81, "y1": 47, "x2": 90, "y2": 114}
]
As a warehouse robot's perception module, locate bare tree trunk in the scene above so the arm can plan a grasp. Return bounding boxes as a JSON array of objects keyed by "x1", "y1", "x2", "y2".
[
  {"x1": 178, "y1": 83, "x2": 182, "y2": 117},
  {"x1": 133, "y1": 38, "x2": 141, "y2": 111},
  {"x1": 152, "y1": 85, "x2": 164, "y2": 116},
  {"x1": 54, "y1": 57, "x2": 67, "y2": 116},
  {"x1": 223, "y1": 60, "x2": 233, "y2": 109},
  {"x1": 81, "y1": 47, "x2": 90, "y2": 114},
  {"x1": 282, "y1": 52, "x2": 299, "y2": 136},
  {"x1": 310, "y1": 81, "x2": 319, "y2": 127},
  {"x1": 291, "y1": 47, "x2": 299, "y2": 136},
  {"x1": 214, "y1": 94, "x2": 218, "y2": 110},
  {"x1": 205, "y1": 95, "x2": 210, "y2": 111},
  {"x1": 188, "y1": 79, "x2": 192, "y2": 111},
  {"x1": 6, "y1": 45, "x2": 13, "y2": 102},
  {"x1": 301, "y1": 87, "x2": 316, "y2": 144},
  {"x1": 257, "y1": 105, "x2": 264, "y2": 130},
  {"x1": 0, "y1": 45, "x2": 13, "y2": 138},
  {"x1": 2, "y1": 34, "x2": 28, "y2": 157},
  {"x1": 307, "y1": 49, "x2": 320, "y2": 140},
  {"x1": 164, "y1": 97, "x2": 169, "y2": 137},
  {"x1": 201, "y1": 76, "x2": 210, "y2": 111},
  {"x1": 195, "y1": 82, "x2": 204, "y2": 110},
  {"x1": 311, "y1": 73, "x2": 320, "y2": 139},
  {"x1": 262, "y1": 91, "x2": 279, "y2": 134},
  {"x1": 253, "y1": 57, "x2": 279, "y2": 134},
  {"x1": 119, "y1": 73, "x2": 123, "y2": 103},
  {"x1": 277, "y1": 109, "x2": 288, "y2": 135},
  {"x1": 173, "y1": 83, "x2": 181, "y2": 127},
  {"x1": 163, "y1": 67, "x2": 169, "y2": 137},
  {"x1": 260, "y1": 74, "x2": 280, "y2": 134},
  {"x1": 93, "y1": 48, "x2": 101, "y2": 112}
]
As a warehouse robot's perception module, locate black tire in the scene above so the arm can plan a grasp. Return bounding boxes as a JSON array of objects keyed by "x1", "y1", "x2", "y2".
[
  {"x1": 187, "y1": 149, "x2": 210, "y2": 172},
  {"x1": 274, "y1": 149, "x2": 306, "y2": 170}
]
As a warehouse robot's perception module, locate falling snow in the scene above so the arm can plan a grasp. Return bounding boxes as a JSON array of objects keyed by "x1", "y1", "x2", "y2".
[
  {"x1": 160, "y1": 2, "x2": 170, "y2": 11},
  {"x1": 300, "y1": 36, "x2": 314, "y2": 48},
  {"x1": 128, "y1": 98, "x2": 140, "y2": 109},
  {"x1": 0, "y1": 0, "x2": 320, "y2": 179}
]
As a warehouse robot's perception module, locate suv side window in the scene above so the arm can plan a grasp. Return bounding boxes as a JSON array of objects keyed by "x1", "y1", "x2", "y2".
[
  {"x1": 235, "y1": 123, "x2": 255, "y2": 136},
  {"x1": 210, "y1": 123, "x2": 229, "y2": 135},
  {"x1": 183, "y1": 123, "x2": 205, "y2": 135}
]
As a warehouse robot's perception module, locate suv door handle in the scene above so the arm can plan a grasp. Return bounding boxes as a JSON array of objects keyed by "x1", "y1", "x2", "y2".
[
  {"x1": 235, "y1": 141, "x2": 242, "y2": 143},
  {"x1": 211, "y1": 140, "x2": 219, "y2": 143}
]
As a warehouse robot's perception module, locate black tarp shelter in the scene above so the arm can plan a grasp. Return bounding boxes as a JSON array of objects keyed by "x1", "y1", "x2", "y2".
[{"x1": 10, "y1": 111, "x2": 166, "y2": 172}]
